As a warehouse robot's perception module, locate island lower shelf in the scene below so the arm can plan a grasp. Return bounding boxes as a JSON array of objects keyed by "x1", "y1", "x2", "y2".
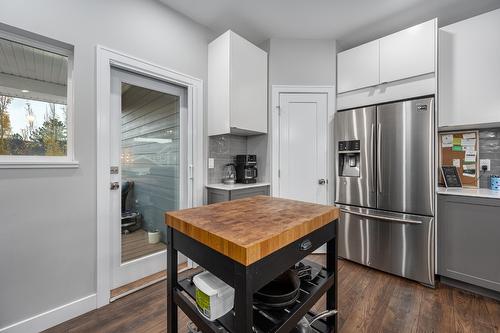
[{"x1": 175, "y1": 259, "x2": 335, "y2": 333}]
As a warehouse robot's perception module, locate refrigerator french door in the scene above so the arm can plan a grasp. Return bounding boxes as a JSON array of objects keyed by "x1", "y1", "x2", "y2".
[
  {"x1": 377, "y1": 98, "x2": 434, "y2": 216},
  {"x1": 335, "y1": 97, "x2": 435, "y2": 286}
]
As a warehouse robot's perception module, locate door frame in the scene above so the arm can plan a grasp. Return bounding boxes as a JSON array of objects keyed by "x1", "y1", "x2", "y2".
[
  {"x1": 271, "y1": 85, "x2": 336, "y2": 204},
  {"x1": 96, "y1": 46, "x2": 204, "y2": 307}
]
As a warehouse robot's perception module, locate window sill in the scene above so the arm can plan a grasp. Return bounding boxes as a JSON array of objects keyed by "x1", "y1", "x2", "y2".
[{"x1": 0, "y1": 160, "x2": 80, "y2": 169}]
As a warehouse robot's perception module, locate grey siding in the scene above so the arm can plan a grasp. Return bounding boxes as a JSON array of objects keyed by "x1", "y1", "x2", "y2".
[{"x1": 121, "y1": 86, "x2": 180, "y2": 242}]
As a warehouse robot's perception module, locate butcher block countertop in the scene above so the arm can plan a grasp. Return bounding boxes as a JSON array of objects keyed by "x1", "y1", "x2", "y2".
[{"x1": 165, "y1": 196, "x2": 339, "y2": 266}]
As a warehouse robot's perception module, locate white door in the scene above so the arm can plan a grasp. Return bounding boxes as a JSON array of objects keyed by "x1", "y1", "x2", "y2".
[
  {"x1": 110, "y1": 68, "x2": 191, "y2": 289},
  {"x1": 278, "y1": 93, "x2": 328, "y2": 204}
]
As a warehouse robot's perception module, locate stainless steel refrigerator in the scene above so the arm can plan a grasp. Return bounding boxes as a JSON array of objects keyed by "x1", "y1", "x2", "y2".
[{"x1": 334, "y1": 96, "x2": 435, "y2": 286}]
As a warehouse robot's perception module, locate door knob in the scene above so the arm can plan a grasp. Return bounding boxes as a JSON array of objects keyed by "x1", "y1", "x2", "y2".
[
  {"x1": 110, "y1": 182, "x2": 120, "y2": 190},
  {"x1": 318, "y1": 179, "x2": 327, "y2": 185}
]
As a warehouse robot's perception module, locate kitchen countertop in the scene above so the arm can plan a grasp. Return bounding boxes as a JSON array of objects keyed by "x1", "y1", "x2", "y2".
[
  {"x1": 206, "y1": 182, "x2": 270, "y2": 190},
  {"x1": 436, "y1": 187, "x2": 500, "y2": 199},
  {"x1": 165, "y1": 195, "x2": 339, "y2": 265}
]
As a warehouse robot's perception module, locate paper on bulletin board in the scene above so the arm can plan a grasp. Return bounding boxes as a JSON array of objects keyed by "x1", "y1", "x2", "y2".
[
  {"x1": 452, "y1": 159, "x2": 460, "y2": 168},
  {"x1": 463, "y1": 164, "x2": 476, "y2": 170},
  {"x1": 462, "y1": 133, "x2": 476, "y2": 139},
  {"x1": 452, "y1": 137, "x2": 461, "y2": 145},
  {"x1": 461, "y1": 138, "x2": 476, "y2": 147},
  {"x1": 463, "y1": 163, "x2": 476, "y2": 177},
  {"x1": 442, "y1": 134, "x2": 453, "y2": 148},
  {"x1": 464, "y1": 150, "x2": 477, "y2": 162}
]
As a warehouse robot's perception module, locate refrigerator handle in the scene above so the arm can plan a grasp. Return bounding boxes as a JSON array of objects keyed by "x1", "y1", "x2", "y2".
[
  {"x1": 371, "y1": 123, "x2": 376, "y2": 192},
  {"x1": 340, "y1": 208, "x2": 422, "y2": 225},
  {"x1": 377, "y1": 122, "x2": 382, "y2": 193}
]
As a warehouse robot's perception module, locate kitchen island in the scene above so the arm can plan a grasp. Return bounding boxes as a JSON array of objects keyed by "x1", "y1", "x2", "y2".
[{"x1": 165, "y1": 195, "x2": 340, "y2": 333}]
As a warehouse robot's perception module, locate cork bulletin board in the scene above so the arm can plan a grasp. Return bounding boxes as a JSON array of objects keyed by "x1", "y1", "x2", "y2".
[{"x1": 439, "y1": 130, "x2": 479, "y2": 188}]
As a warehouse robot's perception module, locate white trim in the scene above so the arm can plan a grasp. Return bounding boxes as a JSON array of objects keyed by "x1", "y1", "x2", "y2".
[
  {"x1": 0, "y1": 160, "x2": 79, "y2": 169},
  {"x1": 271, "y1": 85, "x2": 336, "y2": 202},
  {"x1": 96, "y1": 45, "x2": 204, "y2": 308},
  {"x1": 0, "y1": 294, "x2": 96, "y2": 333},
  {"x1": 0, "y1": 28, "x2": 76, "y2": 168},
  {"x1": 0, "y1": 29, "x2": 73, "y2": 57},
  {"x1": 109, "y1": 264, "x2": 191, "y2": 302}
]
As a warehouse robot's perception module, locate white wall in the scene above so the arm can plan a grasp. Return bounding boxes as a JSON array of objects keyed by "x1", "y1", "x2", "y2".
[
  {"x1": 0, "y1": 0, "x2": 212, "y2": 329},
  {"x1": 248, "y1": 38, "x2": 336, "y2": 185},
  {"x1": 439, "y1": 8, "x2": 500, "y2": 128},
  {"x1": 268, "y1": 38, "x2": 336, "y2": 86}
]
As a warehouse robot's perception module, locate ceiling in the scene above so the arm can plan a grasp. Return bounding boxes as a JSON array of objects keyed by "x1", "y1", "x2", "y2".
[
  {"x1": 159, "y1": 0, "x2": 500, "y2": 50},
  {"x1": 0, "y1": 37, "x2": 68, "y2": 103},
  {"x1": 0, "y1": 37, "x2": 67, "y2": 86}
]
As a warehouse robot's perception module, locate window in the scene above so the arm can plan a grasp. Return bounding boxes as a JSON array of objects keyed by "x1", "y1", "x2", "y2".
[{"x1": 0, "y1": 30, "x2": 76, "y2": 167}]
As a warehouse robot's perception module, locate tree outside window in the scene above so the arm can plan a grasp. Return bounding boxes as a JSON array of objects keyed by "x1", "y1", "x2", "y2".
[{"x1": 0, "y1": 95, "x2": 67, "y2": 156}]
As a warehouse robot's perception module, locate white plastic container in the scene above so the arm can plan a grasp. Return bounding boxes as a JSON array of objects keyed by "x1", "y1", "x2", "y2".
[
  {"x1": 148, "y1": 230, "x2": 160, "y2": 244},
  {"x1": 193, "y1": 271, "x2": 235, "y2": 321}
]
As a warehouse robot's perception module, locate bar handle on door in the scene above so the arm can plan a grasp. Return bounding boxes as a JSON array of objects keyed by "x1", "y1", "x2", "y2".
[
  {"x1": 340, "y1": 208, "x2": 422, "y2": 224},
  {"x1": 377, "y1": 122, "x2": 382, "y2": 193},
  {"x1": 318, "y1": 179, "x2": 326, "y2": 185}
]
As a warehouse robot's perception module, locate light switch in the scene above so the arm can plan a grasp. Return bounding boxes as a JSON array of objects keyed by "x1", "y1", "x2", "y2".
[{"x1": 208, "y1": 158, "x2": 215, "y2": 169}]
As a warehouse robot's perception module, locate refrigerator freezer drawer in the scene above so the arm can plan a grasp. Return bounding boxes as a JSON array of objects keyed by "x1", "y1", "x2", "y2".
[{"x1": 338, "y1": 205, "x2": 435, "y2": 286}]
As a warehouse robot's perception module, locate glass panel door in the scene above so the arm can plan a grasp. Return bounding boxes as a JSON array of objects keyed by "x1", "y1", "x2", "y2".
[{"x1": 110, "y1": 67, "x2": 188, "y2": 289}]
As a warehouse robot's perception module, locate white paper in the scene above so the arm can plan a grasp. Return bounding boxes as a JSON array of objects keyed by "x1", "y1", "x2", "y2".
[
  {"x1": 462, "y1": 133, "x2": 476, "y2": 139},
  {"x1": 463, "y1": 172, "x2": 476, "y2": 178},
  {"x1": 464, "y1": 150, "x2": 477, "y2": 162},
  {"x1": 463, "y1": 164, "x2": 475, "y2": 170},
  {"x1": 453, "y1": 159, "x2": 460, "y2": 168},
  {"x1": 442, "y1": 134, "x2": 453, "y2": 147},
  {"x1": 461, "y1": 138, "x2": 476, "y2": 147}
]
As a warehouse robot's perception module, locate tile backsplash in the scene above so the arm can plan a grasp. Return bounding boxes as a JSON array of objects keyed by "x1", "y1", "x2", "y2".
[
  {"x1": 479, "y1": 128, "x2": 500, "y2": 188},
  {"x1": 208, "y1": 134, "x2": 247, "y2": 184}
]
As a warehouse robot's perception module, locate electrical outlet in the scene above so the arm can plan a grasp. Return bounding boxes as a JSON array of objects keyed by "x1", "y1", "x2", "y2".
[
  {"x1": 480, "y1": 159, "x2": 491, "y2": 171},
  {"x1": 208, "y1": 158, "x2": 215, "y2": 169}
]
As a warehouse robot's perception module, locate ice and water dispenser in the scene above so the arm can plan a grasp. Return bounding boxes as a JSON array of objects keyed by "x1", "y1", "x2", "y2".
[{"x1": 338, "y1": 140, "x2": 361, "y2": 177}]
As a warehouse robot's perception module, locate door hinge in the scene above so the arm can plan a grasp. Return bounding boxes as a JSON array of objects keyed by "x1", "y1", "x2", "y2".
[
  {"x1": 278, "y1": 169, "x2": 280, "y2": 178},
  {"x1": 277, "y1": 105, "x2": 281, "y2": 116}
]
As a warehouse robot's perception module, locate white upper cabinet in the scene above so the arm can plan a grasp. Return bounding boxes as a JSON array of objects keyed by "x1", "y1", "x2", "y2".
[
  {"x1": 208, "y1": 30, "x2": 268, "y2": 136},
  {"x1": 337, "y1": 40, "x2": 379, "y2": 93},
  {"x1": 379, "y1": 20, "x2": 436, "y2": 83},
  {"x1": 439, "y1": 9, "x2": 500, "y2": 128},
  {"x1": 337, "y1": 19, "x2": 436, "y2": 95}
]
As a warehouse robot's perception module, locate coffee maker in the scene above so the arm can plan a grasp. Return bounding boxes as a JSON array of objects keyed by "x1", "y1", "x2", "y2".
[{"x1": 235, "y1": 155, "x2": 258, "y2": 184}]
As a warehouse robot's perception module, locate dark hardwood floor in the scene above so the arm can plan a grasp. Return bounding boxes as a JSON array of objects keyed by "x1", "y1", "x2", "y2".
[{"x1": 44, "y1": 256, "x2": 500, "y2": 333}]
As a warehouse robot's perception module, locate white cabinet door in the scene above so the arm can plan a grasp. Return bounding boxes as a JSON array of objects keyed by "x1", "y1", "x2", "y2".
[
  {"x1": 208, "y1": 30, "x2": 268, "y2": 136},
  {"x1": 230, "y1": 32, "x2": 268, "y2": 134},
  {"x1": 208, "y1": 33, "x2": 230, "y2": 136},
  {"x1": 439, "y1": 9, "x2": 500, "y2": 128},
  {"x1": 379, "y1": 19, "x2": 436, "y2": 83},
  {"x1": 337, "y1": 40, "x2": 379, "y2": 93}
]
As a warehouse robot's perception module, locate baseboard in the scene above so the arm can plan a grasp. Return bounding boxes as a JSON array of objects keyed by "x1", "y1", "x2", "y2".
[
  {"x1": 440, "y1": 276, "x2": 500, "y2": 301},
  {"x1": 0, "y1": 294, "x2": 96, "y2": 333}
]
